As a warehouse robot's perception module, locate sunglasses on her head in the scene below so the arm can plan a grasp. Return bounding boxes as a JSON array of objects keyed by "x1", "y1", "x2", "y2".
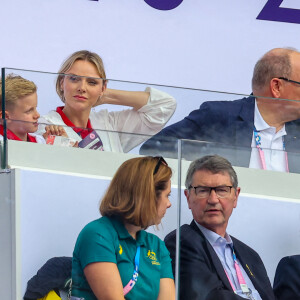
[{"x1": 153, "y1": 156, "x2": 168, "y2": 175}]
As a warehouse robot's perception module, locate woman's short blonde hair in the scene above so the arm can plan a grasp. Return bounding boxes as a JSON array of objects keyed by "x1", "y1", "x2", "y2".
[
  {"x1": 56, "y1": 50, "x2": 107, "y2": 102},
  {"x1": 100, "y1": 156, "x2": 172, "y2": 229}
]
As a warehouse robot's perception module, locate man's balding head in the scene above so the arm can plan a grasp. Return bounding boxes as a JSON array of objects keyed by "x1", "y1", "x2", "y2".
[{"x1": 251, "y1": 48, "x2": 298, "y2": 94}]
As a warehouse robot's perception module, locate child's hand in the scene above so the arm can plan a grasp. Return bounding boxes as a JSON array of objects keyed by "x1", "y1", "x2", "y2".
[{"x1": 43, "y1": 125, "x2": 68, "y2": 139}]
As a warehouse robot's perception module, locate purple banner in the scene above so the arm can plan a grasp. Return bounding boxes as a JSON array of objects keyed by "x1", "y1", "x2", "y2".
[
  {"x1": 257, "y1": 0, "x2": 300, "y2": 24},
  {"x1": 144, "y1": 0, "x2": 183, "y2": 10},
  {"x1": 88, "y1": 0, "x2": 183, "y2": 10}
]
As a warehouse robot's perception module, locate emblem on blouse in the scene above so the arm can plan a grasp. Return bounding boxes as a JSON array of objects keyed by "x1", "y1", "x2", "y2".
[
  {"x1": 119, "y1": 244, "x2": 123, "y2": 255},
  {"x1": 147, "y1": 250, "x2": 160, "y2": 265}
]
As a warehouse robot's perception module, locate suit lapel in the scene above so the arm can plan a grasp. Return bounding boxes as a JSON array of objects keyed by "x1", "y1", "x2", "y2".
[
  {"x1": 190, "y1": 221, "x2": 234, "y2": 292},
  {"x1": 284, "y1": 120, "x2": 300, "y2": 151}
]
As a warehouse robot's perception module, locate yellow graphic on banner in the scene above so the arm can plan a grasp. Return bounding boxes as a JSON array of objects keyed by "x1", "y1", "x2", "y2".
[{"x1": 147, "y1": 250, "x2": 160, "y2": 265}]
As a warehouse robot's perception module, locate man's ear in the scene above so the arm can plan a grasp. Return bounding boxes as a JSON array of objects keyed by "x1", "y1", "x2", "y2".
[
  {"x1": 269, "y1": 78, "x2": 282, "y2": 98},
  {"x1": 233, "y1": 187, "x2": 241, "y2": 208},
  {"x1": 184, "y1": 189, "x2": 191, "y2": 209}
]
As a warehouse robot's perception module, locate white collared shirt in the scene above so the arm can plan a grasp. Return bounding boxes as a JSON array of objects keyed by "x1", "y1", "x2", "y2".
[{"x1": 249, "y1": 100, "x2": 287, "y2": 172}]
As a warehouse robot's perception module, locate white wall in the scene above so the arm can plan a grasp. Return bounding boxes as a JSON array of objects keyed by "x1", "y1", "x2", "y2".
[
  {"x1": 1, "y1": 0, "x2": 300, "y2": 95},
  {"x1": 15, "y1": 168, "x2": 300, "y2": 296}
]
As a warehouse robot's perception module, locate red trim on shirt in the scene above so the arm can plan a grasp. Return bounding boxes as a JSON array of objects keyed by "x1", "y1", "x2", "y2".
[
  {"x1": 27, "y1": 134, "x2": 38, "y2": 143},
  {"x1": 56, "y1": 106, "x2": 93, "y2": 139},
  {"x1": 0, "y1": 125, "x2": 37, "y2": 143}
]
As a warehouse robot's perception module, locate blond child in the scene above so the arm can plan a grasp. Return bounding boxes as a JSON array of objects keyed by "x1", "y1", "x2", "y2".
[{"x1": 0, "y1": 74, "x2": 66, "y2": 143}]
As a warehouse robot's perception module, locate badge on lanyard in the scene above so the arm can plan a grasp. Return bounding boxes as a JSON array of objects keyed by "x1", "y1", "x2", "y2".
[{"x1": 226, "y1": 248, "x2": 256, "y2": 300}]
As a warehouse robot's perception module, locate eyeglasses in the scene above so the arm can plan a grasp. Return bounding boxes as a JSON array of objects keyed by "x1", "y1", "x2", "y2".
[
  {"x1": 153, "y1": 156, "x2": 168, "y2": 175},
  {"x1": 189, "y1": 185, "x2": 233, "y2": 198},
  {"x1": 278, "y1": 77, "x2": 300, "y2": 86}
]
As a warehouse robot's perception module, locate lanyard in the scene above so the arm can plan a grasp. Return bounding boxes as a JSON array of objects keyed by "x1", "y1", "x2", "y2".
[
  {"x1": 123, "y1": 246, "x2": 140, "y2": 296},
  {"x1": 253, "y1": 127, "x2": 289, "y2": 172},
  {"x1": 225, "y1": 248, "x2": 255, "y2": 300}
]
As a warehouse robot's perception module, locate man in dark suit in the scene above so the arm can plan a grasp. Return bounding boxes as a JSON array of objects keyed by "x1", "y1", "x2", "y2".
[
  {"x1": 140, "y1": 48, "x2": 300, "y2": 173},
  {"x1": 164, "y1": 155, "x2": 275, "y2": 300},
  {"x1": 273, "y1": 255, "x2": 300, "y2": 300}
]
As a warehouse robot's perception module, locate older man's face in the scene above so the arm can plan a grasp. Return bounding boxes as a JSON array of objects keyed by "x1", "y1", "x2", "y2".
[{"x1": 185, "y1": 170, "x2": 240, "y2": 237}]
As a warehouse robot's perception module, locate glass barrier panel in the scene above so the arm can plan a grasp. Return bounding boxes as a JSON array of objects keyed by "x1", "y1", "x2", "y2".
[
  {"x1": 175, "y1": 138, "x2": 300, "y2": 300},
  {"x1": 2, "y1": 67, "x2": 180, "y2": 158},
  {"x1": 2, "y1": 67, "x2": 300, "y2": 167}
]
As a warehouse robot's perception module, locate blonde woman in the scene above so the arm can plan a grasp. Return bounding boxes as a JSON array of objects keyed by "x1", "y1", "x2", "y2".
[{"x1": 39, "y1": 50, "x2": 176, "y2": 152}]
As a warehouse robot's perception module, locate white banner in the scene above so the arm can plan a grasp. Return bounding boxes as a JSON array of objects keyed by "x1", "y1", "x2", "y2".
[{"x1": 0, "y1": 0, "x2": 299, "y2": 95}]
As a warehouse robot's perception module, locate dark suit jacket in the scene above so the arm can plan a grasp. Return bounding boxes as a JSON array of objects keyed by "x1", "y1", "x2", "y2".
[
  {"x1": 164, "y1": 221, "x2": 275, "y2": 300},
  {"x1": 140, "y1": 96, "x2": 300, "y2": 173},
  {"x1": 273, "y1": 255, "x2": 300, "y2": 300}
]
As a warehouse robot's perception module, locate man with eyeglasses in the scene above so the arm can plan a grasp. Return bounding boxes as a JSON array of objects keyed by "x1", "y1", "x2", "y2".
[
  {"x1": 164, "y1": 155, "x2": 275, "y2": 300},
  {"x1": 140, "y1": 48, "x2": 300, "y2": 173}
]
